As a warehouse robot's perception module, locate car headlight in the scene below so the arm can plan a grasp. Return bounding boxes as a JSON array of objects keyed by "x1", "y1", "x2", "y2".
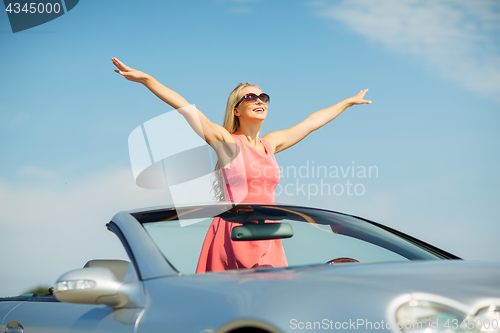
[
  {"x1": 471, "y1": 304, "x2": 500, "y2": 332},
  {"x1": 393, "y1": 298, "x2": 500, "y2": 333},
  {"x1": 396, "y1": 299, "x2": 472, "y2": 333}
]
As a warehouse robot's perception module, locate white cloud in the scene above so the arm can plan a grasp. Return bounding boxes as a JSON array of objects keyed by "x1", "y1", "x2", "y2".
[
  {"x1": 17, "y1": 165, "x2": 59, "y2": 180},
  {"x1": 0, "y1": 168, "x2": 172, "y2": 297},
  {"x1": 313, "y1": 0, "x2": 500, "y2": 100}
]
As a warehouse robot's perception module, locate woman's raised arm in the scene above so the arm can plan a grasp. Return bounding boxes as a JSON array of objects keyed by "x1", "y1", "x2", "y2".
[
  {"x1": 264, "y1": 89, "x2": 371, "y2": 154},
  {"x1": 112, "y1": 57, "x2": 233, "y2": 144}
]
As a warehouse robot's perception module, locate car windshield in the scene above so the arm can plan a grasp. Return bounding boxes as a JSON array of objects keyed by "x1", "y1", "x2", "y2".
[{"x1": 134, "y1": 204, "x2": 449, "y2": 275}]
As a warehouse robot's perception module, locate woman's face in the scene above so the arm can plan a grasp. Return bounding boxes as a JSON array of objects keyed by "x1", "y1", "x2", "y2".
[{"x1": 234, "y1": 86, "x2": 268, "y2": 123}]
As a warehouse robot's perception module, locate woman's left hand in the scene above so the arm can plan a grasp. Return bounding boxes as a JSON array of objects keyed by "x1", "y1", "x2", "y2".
[{"x1": 347, "y1": 89, "x2": 371, "y2": 106}]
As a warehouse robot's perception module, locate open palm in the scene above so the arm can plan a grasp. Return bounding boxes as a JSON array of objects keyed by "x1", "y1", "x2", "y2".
[
  {"x1": 348, "y1": 89, "x2": 371, "y2": 105},
  {"x1": 112, "y1": 57, "x2": 148, "y2": 83}
]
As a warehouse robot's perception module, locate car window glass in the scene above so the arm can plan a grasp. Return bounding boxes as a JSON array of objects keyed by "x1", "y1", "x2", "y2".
[
  {"x1": 282, "y1": 221, "x2": 408, "y2": 266},
  {"x1": 143, "y1": 217, "x2": 413, "y2": 275},
  {"x1": 145, "y1": 218, "x2": 213, "y2": 273}
]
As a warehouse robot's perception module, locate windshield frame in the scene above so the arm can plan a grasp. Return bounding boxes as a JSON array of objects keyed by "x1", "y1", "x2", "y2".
[{"x1": 131, "y1": 203, "x2": 461, "y2": 274}]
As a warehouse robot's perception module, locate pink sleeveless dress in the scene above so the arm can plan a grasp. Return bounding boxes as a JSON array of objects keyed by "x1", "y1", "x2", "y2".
[{"x1": 195, "y1": 134, "x2": 288, "y2": 273}]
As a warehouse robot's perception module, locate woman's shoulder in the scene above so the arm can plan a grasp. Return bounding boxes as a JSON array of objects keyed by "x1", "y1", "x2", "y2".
[
  {"x1": 260, "y1": 134, "x2": 276, "y2": 155},
  {"x1": 230, "y1": 133, "x2": 242, "y2": 143},
  {"x1": 260, "y1": 137, "x2": 274, "y2": 155}
]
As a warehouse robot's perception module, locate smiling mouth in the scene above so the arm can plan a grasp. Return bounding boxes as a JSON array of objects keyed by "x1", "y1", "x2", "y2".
[{"x1": 253, "y1": 108, "x2": 265, "y2": 112}]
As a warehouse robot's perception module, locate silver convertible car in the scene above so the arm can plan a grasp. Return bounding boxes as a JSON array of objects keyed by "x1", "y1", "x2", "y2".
[{"x1": 1, "y1": 203, "x2": 499, "y2": 333}]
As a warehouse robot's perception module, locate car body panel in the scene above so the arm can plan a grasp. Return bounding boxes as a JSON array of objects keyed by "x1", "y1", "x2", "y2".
[
  {"x1": 135, "y1": 260, "x2": 500, "y2": 332},
  {"x1": 1, "y1": 300, "x2": 141, "y2": 333}
]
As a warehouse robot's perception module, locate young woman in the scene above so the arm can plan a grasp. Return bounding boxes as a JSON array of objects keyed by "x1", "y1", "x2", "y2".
[{"x1": 112, "y1": 57, "x2": 371, "y2": 272}]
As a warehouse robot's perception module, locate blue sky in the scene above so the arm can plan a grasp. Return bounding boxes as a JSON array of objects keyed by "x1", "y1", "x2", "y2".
[{"x1": 1, "y1": 0, "x2": 499, "y2": 296}]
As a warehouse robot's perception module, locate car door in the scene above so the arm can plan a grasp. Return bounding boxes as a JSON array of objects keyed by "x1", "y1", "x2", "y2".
[{"x1": 2, "y1": 297, "x2": 142, "y2": 333}]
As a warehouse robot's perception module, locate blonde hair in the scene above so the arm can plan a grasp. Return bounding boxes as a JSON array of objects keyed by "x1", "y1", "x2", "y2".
[{"x1": 212, "y1": 82, "x2": 261, "y2": 201}]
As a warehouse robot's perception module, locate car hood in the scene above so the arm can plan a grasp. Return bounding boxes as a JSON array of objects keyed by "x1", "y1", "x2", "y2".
[
  {"x1": 291, "y1": 260, "x2": 500, "y2": 302},
  {"x1": 200, "y1": 260, "x2": 500, "y2": 298},
  {"x1": 142, "y1": 260, "x2": 500, "y2": 332}
]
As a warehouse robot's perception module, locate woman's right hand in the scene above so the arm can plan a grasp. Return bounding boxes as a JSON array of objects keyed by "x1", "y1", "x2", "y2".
[{"x1": 112, "y1": 57, "x2": 149, "y2": 83}]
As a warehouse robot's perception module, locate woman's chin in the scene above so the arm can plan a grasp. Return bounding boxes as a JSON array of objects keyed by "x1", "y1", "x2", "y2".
[{"x1": 253, "y1": 112, "x2": 267, "y2": 119}]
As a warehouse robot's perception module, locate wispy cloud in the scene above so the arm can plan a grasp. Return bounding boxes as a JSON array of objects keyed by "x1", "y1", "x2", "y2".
[
  {"x1": 17, "y1": 165, "x2": 59, "y2": 180},
  {"x1": 0, "y1": 168, "x2": 171, "y2": 297},
  {"x1": 312, "y1": 0, "x2": 500, "y2": 101}
]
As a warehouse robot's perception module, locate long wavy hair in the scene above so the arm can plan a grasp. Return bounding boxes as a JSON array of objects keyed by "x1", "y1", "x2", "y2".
[{"x1": 211, "y1": 82, "x2": 261, "y2": 201}]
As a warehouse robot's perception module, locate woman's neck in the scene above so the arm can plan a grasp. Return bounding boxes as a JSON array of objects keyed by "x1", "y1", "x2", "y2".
[{"x1": 234, "y1": 121, "x2": 263, "y2": 145}]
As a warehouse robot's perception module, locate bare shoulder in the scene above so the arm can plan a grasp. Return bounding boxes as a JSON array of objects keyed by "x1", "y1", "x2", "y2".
[
  {"x1": 262, "y1": 132, "x2": 281, "y2": 154},
  {"x1": 210, "y1": 128, "x2": 238, "y2": 167},
  {"x1": 214, "y1": 124, "x2": 236, "y2": 143},
  {"x1": 208, "y1": 122, "x2": 236, "y2": 144}
]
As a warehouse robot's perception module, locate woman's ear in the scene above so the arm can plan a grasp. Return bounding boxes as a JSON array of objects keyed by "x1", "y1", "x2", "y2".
[{"x1": 234, "y1": 108, "x2": 240, "y2": 116}]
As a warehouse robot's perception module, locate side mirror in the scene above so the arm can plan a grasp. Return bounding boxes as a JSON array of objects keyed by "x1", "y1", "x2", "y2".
[{"x1": 53, "y1": 267, "x2": 131, "y2": 308}]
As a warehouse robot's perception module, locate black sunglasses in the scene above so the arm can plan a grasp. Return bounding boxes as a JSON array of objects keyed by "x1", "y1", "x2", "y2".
[{"x1": 235, "y1": 93, "x2": 270, "y2": 108}]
